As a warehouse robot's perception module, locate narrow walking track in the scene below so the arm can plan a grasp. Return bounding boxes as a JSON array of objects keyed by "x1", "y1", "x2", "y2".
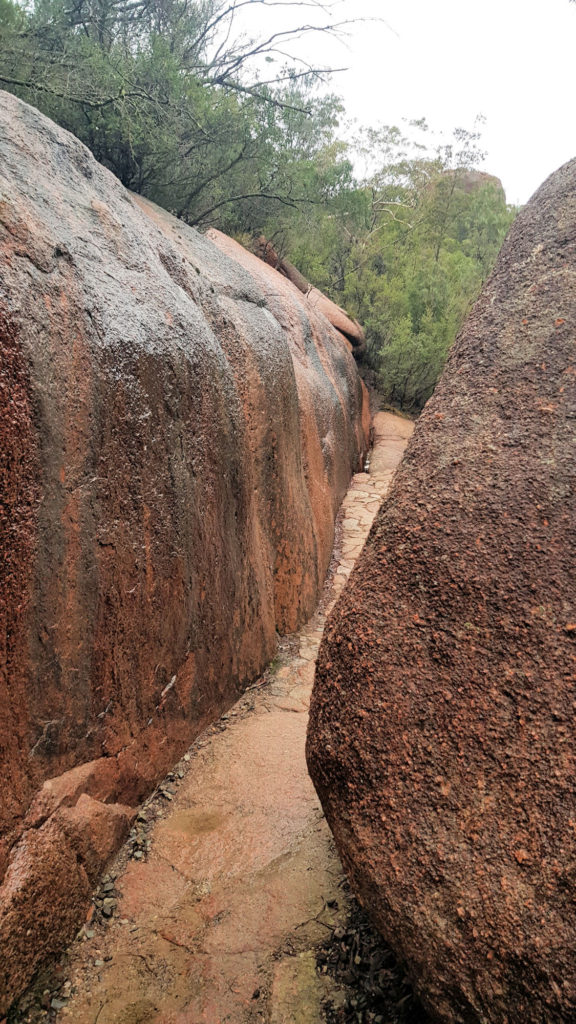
[{"x1": 54, "y1": 413, "x2": 413, "y2": 1024}]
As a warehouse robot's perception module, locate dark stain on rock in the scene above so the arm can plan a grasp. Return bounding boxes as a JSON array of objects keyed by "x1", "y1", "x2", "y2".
[{"x1": 0, "y1": 304, "x2": 40, "y2": 855}]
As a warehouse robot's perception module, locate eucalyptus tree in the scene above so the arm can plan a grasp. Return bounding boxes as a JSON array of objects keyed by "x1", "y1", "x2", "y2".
[
  {"x1": 335, "y1": 124, "x2": 517, "y2": 410},
  {"x1": 0, "y1": 0, "x2": 353, "y2": 221}
]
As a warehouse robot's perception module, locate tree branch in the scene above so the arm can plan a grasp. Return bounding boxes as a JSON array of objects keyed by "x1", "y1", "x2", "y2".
[
  {"x1": 191, "y1": 188, "x2": 318, "y2": 224},
  {"x1": 176, "y1": 144, "x2": 249, "y2": 217}
]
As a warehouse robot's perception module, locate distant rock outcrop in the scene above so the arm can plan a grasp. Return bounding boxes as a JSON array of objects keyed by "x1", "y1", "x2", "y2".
[
  {"x1": 441, "y1": 168, "x2": 506, "y2": 197},
  {"x1": 308, "y1": 159, "x2": 576, "y2": 1023},
  {"x1": 0, "y1": 91, "x2": 369, "y2": 1012}
]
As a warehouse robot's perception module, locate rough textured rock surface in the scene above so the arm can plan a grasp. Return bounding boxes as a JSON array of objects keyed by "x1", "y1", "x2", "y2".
[
  {"x1": 0, "y1": 91, "x2": 368, "y2": 1011},
  {"x1": 16, "y1": 414, "x2": 411, "y2": 1024},
  {"x1": 308, "y1": 159, "x2": 576, "y2": 1023}
]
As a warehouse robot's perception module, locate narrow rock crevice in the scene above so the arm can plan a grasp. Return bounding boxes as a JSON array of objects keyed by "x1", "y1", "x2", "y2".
[
  {"x1": 0, "y1": 90, "x2": 370, "y2": 1012},
  {"x1": 7, "y1": 412, "x2": 413, "y2": 1024}
]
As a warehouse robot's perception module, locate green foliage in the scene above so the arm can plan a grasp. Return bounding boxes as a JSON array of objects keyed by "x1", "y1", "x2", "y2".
[
  {"x1": 361, "y1": 163, "x2": 515, "y2": 410},
  {"x1": 0, "y1": 0, "x2": 350, "y2": 225},
  {"x1": 0, "y1": 0, "x2": 22, "y2": 26},
  {"x1": 285, "y1": 123, "x2": 516, "y2": 411},
  {"x1": 0, "y1": 0, "x2": 516, "y2": 412},
  {"x1": 243, "y1": 119, "x2": 515, "y2": 411}
]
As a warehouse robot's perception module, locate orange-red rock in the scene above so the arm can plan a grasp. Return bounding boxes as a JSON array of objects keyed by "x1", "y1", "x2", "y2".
[
  {"x1": 0, "y1": 820, "x2": 92, "y2": 1006},
  {"x1": 308, "y1": 159, "x2": 576, "y2": 1023},
  {"x1": 252, "y1": 235, "x2": 366, "y2": 354},
  {"x1": 0, "y1": 91, "x2": 368, "y2": 1011},
  {"x1": 26, "y1": 414, "x2": 412, "y2": 1024},
  {"x1": 54, "y1": 795, "x2": 134, "y2": 882}
]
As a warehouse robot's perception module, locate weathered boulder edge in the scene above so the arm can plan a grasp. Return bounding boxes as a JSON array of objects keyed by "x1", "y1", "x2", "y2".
[
  {"x1": 0, "y1": 91, "x2": 369, "y2": 1011},
  {"x1": 307, "y1": 157, "x2": 576, "y2": 1023}
]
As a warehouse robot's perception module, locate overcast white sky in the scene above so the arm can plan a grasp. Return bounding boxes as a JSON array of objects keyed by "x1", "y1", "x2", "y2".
[{"x1": 235, "y1": 0, "x2": 575, "y2": 205}]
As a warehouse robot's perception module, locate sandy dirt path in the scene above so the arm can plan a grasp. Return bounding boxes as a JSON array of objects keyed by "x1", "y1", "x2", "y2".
[{"x1": 54, "y1": 412, "x2": 413, "y2": 1024}]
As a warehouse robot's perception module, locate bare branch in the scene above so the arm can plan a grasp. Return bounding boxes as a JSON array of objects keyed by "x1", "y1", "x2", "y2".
[
  {"x1": 208, "y1": 79, "x2": 313, "y2": 113},
  {"x1": 176, "y1": 143, "x2": 249, "y2": 216},
  {"x1": 191, "y1": 188, "x2": 319, "y2": 224},
  {"x1": 0, "y1": 72, "x2": 120, "y2": 107},
  {"x1": 193, "y1": 0, "x2": 344, "y2": 57},
  {"x1": 246, "y1": 65, "x2": 346, "y2": 88}
]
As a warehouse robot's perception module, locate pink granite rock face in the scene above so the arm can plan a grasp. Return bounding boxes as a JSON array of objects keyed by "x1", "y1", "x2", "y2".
[
  {"x1": 0, "y1": 91, "x2": 369, "y2": 1011},
  {"x1": 308, "y1": 159, "x2": 576, "y2": 1023}
]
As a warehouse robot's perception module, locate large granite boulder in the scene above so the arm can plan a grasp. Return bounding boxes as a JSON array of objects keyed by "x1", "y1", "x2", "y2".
[
  {"x1": 0, "y1": 91, "x2": 368, "y2": 1010},
  {"x1": 307, "y1": 158, "x2": 576, "y2": 1023}
]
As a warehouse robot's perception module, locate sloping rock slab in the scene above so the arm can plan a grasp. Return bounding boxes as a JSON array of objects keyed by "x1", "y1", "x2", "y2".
[
  {"x1": 0, "y1": 91, "x2": 368, "y2": 1011},
  {"x1": 251, "y1": 235, "x2": 366, "y2": 354},
  {"x1": 307, "y1": 158, "x2": 576, "y2": 1023}
]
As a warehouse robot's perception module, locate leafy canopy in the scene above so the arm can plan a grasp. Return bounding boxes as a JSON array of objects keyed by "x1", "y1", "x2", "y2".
[
  {"x1": 0, "y1": 0, "x2": 354, "y2": 223},
  {"x1": 0, "y1": 2, "x2": 517, "y2": 410},
  {"x1": 268, "y1": 120, "x2": 516, "y2": 410}
]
